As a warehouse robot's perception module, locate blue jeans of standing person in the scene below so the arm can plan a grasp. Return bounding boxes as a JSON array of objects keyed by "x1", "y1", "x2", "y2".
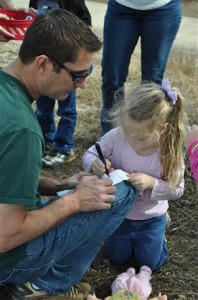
[
  {"x1": 106, "y1": 214, "x2": 168, "y2": 271},
  {"x1": 35, "y1": 90, "x2": 77, "y2": 154},
  {"x1": 0, "y1": 182, "x2": 136, "y2": 295},
  {"x1": 101, "y1": 0, "x2": 182, "y2": 135}
]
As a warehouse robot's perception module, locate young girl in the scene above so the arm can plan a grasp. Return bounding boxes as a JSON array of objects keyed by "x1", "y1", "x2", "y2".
[{"x1": 82, "y1": 80, "x2": 186, "y2": 271}]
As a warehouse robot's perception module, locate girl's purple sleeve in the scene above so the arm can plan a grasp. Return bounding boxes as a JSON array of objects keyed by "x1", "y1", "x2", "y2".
[
  {"x1": 82, "y1": 144, "x2": 99, "y2": 172},
  {"x1": 150, "y1": 164, "x2": 185, "y2": 201}
]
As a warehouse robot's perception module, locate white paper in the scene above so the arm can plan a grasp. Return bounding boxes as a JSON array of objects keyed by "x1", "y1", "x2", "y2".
[
  {"x1": 102, "y1": 169, "x2": 128, "y2": 185},
  {"x1": 57, "y1": 189, "x2": 74, "y2": 197}
]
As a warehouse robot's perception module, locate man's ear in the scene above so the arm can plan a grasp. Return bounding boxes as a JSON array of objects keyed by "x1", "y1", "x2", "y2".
[
  {"x1": 36, "y1": 55, "x2": 52, "y2": 74},
  {"x1": 160, "y1": 122, "x2": 169, "y2": 135}
]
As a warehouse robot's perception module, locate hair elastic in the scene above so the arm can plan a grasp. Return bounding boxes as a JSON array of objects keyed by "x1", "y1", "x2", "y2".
[{"x1": 161, "y1": 79, "x2": 177, "y2": 105}]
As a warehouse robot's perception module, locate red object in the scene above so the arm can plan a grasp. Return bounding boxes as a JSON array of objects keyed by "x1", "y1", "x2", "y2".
[{"x1": 0, "y1": 9, "x2": 35, "y2": 40}]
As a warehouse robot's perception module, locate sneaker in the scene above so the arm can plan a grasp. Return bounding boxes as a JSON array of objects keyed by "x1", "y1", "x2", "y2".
[
  {"x1": 42, "y1": 149, "x2": 76, "y2": 167},
  {"x1": 0, "y1": 282, "x2": 46, "y2": 300},
  {"x1": 4, "y1": 282, "x2": 93, "y2": 300}
]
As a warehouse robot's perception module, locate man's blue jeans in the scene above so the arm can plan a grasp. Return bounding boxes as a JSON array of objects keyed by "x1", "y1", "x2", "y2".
[
  {"x1": 35, "y1": 91, "x2": 77, "y2": 153},
  {"x1": 100, "y1": 0, "x2": 181, "y2": 135},
  {"x1": 0, "y1": 182, "x2": 136, "y2": 295},
  {"x1": 106, "y1": 214, "x2": 168, "y2": 271}
]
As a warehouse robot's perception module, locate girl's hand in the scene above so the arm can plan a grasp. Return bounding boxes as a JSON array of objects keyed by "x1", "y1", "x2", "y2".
[
  {"x1": 91, "y1": 158, "x2": 111, "y2": 176},
  {"x1": 127, "y1": 172, "x2": 155, "y2": 190}
]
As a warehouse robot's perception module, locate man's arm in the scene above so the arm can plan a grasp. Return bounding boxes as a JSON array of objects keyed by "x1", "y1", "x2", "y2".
[
  {"x1": 0, "y1": 176, "x2": 116, "y2": 252},
  {"x1": 38, "y1": 171, "x2": 91, "y2": 196}
]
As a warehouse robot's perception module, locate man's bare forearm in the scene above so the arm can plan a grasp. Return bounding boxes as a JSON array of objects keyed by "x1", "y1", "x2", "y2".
[
  {"x1": 0, "y1": 193, "x2": 80, "y2": 252},
  {"x1": 38, "y1": 176, "x2": 70, "y2": 196},
  {"x1": 0, "y1": 176, "x2": 116, "y2": 252},
  {"x1": 38, "y1": 172, "x2": 91, "y2": 195}
]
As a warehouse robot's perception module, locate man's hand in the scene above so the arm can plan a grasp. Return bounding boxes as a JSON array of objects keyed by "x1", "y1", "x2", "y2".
[
  {"x1": 38, "y1": 172, "x2": 91, "y2": 196},
  {"x1": 74, "y1": 175, "x2": 116, "y2": 211},
  {"x1": 63, "y1": 171, "x2": 92, "y2": 189},
  {"x1": 127, "y1": 172, "x2": 155, "y2": 190}
]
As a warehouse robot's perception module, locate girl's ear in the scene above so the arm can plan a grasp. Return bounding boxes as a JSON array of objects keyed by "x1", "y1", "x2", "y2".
[{"x1": 160, "y1": 122, "x2": 169, "y2": 135}]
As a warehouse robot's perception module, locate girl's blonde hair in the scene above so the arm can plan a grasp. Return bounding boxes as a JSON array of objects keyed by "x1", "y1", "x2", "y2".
[{"x1": 111, "y1": 82, "x2": 187, "y2": 187}]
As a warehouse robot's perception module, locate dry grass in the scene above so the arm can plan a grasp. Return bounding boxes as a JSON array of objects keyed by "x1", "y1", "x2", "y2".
[
  {"x1": 0, "y1": 7, "x2": 197, "y2": 299},
  {"x1": 181, "y1": 0, "x2": 198, "y2": 18}
]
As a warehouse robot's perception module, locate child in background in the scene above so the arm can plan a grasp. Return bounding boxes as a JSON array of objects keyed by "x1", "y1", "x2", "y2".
[
  {"x1": 29, "y1": 0, "x2": 92, "y2": 167},
  {"x1": 87, "y1": 266, "x2": 167, "y2": 299},
  {"x1": 185, "y1": 124, "x2": 198, "y2": 183},
  {"x1": 82, "y1": 80, "x2": 186, "y2": 271}
]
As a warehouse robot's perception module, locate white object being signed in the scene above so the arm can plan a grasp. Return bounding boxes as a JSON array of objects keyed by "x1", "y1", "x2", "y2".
[{"x1": 57, "y1": 169, "x2": 128, "y2": 197}]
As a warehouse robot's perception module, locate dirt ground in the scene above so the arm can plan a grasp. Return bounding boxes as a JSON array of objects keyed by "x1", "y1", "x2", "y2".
[{"x1": 0, "y1": 2, "x2": 197, "y2": 299}]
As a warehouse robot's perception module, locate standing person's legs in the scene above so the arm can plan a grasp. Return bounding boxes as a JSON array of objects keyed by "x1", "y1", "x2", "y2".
[
  {"x1": 35, "y1": 96, "x2": 56, "y2": 146},
  {"x1": 55, "y1": 90, "x2": 77, "y2": 154},
  {"x1": 0, "y1": 182, "x2": 136, "y2": 294},
  {"x1": 140, "y1": 0, "x2": 181, "y2": 84},
  {"x1": 41, "y1": 91, "x2": 77, "y2": 167},
  {"x1": 101, "y1": 0, "x2": 139, "y2": 135}
]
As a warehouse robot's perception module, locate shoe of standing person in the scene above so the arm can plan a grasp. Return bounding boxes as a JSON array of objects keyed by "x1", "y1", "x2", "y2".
[{"x1": 42, "y1": 149, "x2": 76, "y2": 167}]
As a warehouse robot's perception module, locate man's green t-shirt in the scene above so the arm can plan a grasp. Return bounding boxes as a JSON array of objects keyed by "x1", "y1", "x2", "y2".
[{"x1": 0, "y1": 70, "x2": 44, "y2": 271}]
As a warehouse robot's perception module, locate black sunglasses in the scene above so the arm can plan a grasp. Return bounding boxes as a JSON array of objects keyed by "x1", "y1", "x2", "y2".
[{"x1": 49, "y1": 56, "x2": 93, "y2": 83}]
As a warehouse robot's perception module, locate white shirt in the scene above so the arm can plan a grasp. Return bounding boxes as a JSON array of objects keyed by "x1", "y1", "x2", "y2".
[{"x1": 115, "y1": 0, "x2": 172, "y2": 10}]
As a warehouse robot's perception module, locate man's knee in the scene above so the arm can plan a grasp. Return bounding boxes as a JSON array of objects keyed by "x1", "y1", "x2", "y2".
[{"x1": 113, "y1": 181, "x2": 136, "y2": 210}]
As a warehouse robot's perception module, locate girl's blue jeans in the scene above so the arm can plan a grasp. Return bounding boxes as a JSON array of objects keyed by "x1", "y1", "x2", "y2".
[
  {"x1": 106, "y1": 214, "x2": 168, "y2": 271},
  {"x1": 0, "y1": 182, "x2": 136, "y2": 295},
  {"x1": 100, "y1": 0, "x2": 182, "y2": 135},
  {"x1": 35, "y1": 90, "x2": 77, "y2": 153}
]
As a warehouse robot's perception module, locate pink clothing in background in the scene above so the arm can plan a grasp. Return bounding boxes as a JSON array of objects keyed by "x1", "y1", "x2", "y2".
[
  {"x1": 187, "y1": 139, "x2": 198, "y2": 183},
  {"x1": 82, "y1": 127, "x2": 184, "y2": 221},
  {"x1": 111, "y1": 266, "x2": 152, "y2": 300}
]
